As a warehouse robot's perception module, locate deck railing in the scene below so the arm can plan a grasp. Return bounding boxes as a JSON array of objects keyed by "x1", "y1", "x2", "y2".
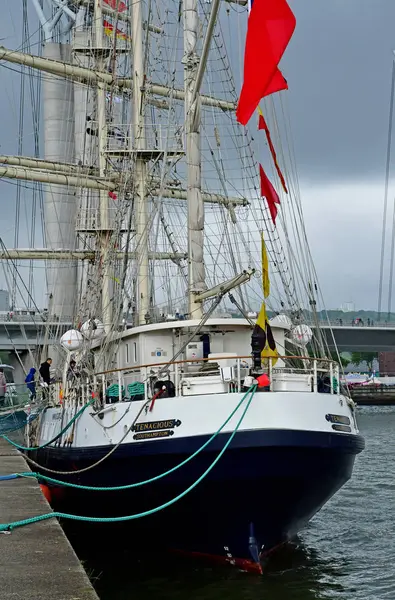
[
  {"x1": 85, "y1": 355, "x2": 341, "y2": 406},
  {"x1": 43, "y1": 355, "x2": 343, "y2": 409}
]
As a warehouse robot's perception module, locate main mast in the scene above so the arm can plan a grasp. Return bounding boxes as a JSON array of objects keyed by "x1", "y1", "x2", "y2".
[
  {"x1": 93, "y1": 0, "x2": 112, "y2": 333},
  {"x1": 132, "y1": 0, "x2": 149, "y2": 326},
  {"x1": 183, "y1": 0, "x2": 205, "y2": 320}
]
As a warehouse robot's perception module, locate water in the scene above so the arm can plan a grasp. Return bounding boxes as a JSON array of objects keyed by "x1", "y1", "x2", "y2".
[{"x1": 68, "y1": 407, "x2": 395, "y2": 600}]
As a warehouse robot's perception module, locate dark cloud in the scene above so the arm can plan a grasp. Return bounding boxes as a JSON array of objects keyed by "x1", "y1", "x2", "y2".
[
  {"x1": 1, "y1": 1, "x2": 394, "y2": 311},
  {"x1": 282, "y1": 0, "x2": 395, "y2": 182}
]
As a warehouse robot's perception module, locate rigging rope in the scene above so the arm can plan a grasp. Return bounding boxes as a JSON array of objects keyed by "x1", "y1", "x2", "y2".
[
  {"x1": 378, "y1": 58, "x2": 395, "y2": 321},
  {"x1": 1, "y1": 400, "x2": 94, "y2": 451},
  {"x1": 9, "y1": 385, "x2": 256, "y2": 491},
  {"x1": 0, "y1": 385, "x2": 257, "y2": 532}
]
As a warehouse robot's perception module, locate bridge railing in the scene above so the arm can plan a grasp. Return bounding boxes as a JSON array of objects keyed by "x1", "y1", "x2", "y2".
[
  {"x1": 0, "y1": 313, "x2": 73, "y2": 324},
  {"x1": 308, "y1": 320, "x2": 395, "y2": 328}
]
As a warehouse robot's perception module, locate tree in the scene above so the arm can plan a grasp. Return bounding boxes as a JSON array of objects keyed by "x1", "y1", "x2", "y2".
[
  {"x1": 350, "y1": 352, "x2": 377, "y2": 372},
  {"x1": 330, "y1": 352, "x2": 350, "y2": 369}
]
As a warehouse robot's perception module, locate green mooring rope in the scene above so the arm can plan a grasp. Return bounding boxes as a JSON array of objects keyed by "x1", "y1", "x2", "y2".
[
  {"x1": 17, "y1": 386, "x2": 256, "y2": 491},
  {"x1": 0, "y1": 385, "x2": 257, "y2": 532},
  {"x1": 1, "y1": 400, "x2": 95, "y2": 451}
]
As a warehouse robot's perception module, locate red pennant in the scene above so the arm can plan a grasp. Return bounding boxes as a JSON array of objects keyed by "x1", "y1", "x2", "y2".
[
  {"x1": 258, "y1": 109, "x2": 288, "y2": 194},
  {"x1": 260, "y1": 164, "x2": 280, "y2": 225},
  {"x1": 236, "y1": 0, "x2": 296, "y2": 126},
  {"x1": 263, "y1": 69, "x2": 288, "y2": 98},
  {"x1": 103, "y1": 0, "x2": 127, "y2": 12}
]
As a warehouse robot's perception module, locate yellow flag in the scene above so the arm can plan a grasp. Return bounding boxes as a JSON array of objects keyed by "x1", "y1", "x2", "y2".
[
  {"x1": 256, "y1": 301, "x2": 267, "y2": 332},
  {"x1": 254, "y1": 302, "x2": 279, "y2": 367},
  {"x1": 262, "y1": 345, "x2": 279, "y2": 367},
  {"x1": 261, "y1": 232, "x2": 270, "y2": 298}
]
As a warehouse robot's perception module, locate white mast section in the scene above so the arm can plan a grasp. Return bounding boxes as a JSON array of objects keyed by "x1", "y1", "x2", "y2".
[
  {"x1": 0, "y1": 158, "x2": 249, "y2": 205},
  {"x1": 0, "y1": 250, "x2": 186, "y2": 260},
  {"x1": 93, "y1": 0, "x2": 112, "y2": 334},
  {"x1": 0, "y1": 166, "x2": 115, "y2": 190},
  {"x1": 0, "y1": 46, "x2": 236, "y2": 110},
  {"x1": 30, "y1": 0, "x2": 77, "y2": 320},
  {"x1": 132, "y1": 0, "x2": 149, "y2": 325},
  {"x1": 184, "y1": 0, "x2": 205, "y2": 319},
  {"x1": 192, "y1": 0, "x2": 221, "y2": 101}
]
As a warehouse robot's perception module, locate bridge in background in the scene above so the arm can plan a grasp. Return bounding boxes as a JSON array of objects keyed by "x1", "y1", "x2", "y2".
[
  {"x1": 0, "y1": 317, "x2": 393, "y2": 382},
  {"x1": 312, "y1": 323, "x2": 395, "y2": 352},
  {"x1": 0, "y1": 315, "x2": 72, "y2": 351},
  {"x1": 0, "y1": 316, "x2": 72, "y2": 382},
  {"x1": 0, "y1": 315, "x2": 392, "y2": 353}
]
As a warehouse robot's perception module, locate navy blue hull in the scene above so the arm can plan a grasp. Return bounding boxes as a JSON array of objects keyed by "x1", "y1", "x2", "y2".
[{"x1": 32, "y1": 430, "x2": 364, "y2": 568}]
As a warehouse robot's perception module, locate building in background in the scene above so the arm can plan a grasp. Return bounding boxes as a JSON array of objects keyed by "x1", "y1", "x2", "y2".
[
  {"x1": 340, "y1": 301, "x2": 355, "y2": 313},
  {"x1": 0, "y1": 290, "x2": 10, "y2": 312},
  {"x1": 379, "y1": 352, "x2": 395, "y2": 376}
]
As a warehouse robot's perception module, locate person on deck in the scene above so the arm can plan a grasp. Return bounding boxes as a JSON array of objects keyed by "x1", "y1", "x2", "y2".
[
  {"x1": 0, "y1": 368, "x2": 6, "y2": 406},
  {"x1": 67, "y1": 360, "x2": 80, "y2": 382},
  {"x1": 25, "y1": 367, "x2": 36, "y2": 400},
  {"x1": 39, "y1": 358, "x2": 52, "y2": 385}
]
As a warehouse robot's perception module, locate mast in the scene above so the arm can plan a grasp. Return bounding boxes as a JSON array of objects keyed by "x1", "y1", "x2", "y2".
[
  {"x1": 132, "y1": 0, "x2": 149, "y2": 326},
  {"x1": 30, "y1": 0, "x2": 77, "y2": 321},
  {"x1": 184, "y1": 0, "x2": 205, "y2": 320},
  {"x1": 0, "y1": 0, "x2": 251, "y2": 337},
  {"x1": 93, "y1": 0, "x2": 112, "y2": 333}
]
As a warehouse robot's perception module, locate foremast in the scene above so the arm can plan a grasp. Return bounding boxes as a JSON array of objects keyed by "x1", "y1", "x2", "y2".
[
  {"x1": 0, "y1": 0, "x2": 251, "y2": 346},
  {"x1": 31, "y1": 0, "x2": 77, "y2": 322}
]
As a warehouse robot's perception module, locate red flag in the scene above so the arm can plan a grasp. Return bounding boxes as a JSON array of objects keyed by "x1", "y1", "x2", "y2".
[
  {"x1": 257, "y1": 107, "x2": 288, "y2": 194},
  {"x1": 103, "y1": 20, "x2": 129, "y2": 40},
  {"x1": 264, "y1": 69, "x2": 288, "y2": 97},
  {"x1": 108, "y1": 191, "x2": 118, "y2": 200},
  {"x1": 103, "y1": 0, "x2": 127, "y2": 12},
  {"x1": 260, "y1": 164, "x2": 280, "y2": 225},
  {"x1": 237, "y1": 0, "x2": 296, "y2": 126}
]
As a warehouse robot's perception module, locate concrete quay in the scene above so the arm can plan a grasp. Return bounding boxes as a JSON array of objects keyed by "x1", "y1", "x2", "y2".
[
  {"x1": 0, "y1": 439, "x2": 99, "y2": 600},
  {"x1": 349, "y1": 385, "x2": 395, "y2": 406}
]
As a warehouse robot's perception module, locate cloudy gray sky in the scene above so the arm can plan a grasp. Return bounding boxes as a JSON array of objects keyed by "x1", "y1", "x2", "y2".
[
  {"x1": 279, "y1": 0, "x2": 395, "y2": 311},
  {"x1": 0, "y1": 1, "x2": 395, "y2": 311}
]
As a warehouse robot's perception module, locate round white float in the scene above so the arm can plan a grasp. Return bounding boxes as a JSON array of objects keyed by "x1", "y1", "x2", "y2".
[
  {"x1": 81, "y1": 319, "x2": 105, "y2": 340},
  {"x1": 291, "y1": 324, "x2": 313, "y2": 346},
  {"x1": 60, "y1": 329, "x2": 84, "y2": 351}
]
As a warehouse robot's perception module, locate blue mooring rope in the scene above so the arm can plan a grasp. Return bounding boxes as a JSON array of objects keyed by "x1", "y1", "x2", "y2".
[{"x1": 0, "y1": 385, "x2": 257, "y2": 532}]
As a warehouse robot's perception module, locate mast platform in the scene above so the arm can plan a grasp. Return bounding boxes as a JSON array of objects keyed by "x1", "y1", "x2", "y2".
[
  {"x1": 104, "y1": 149, "x2": 185, "y2": 160},
  {"x1": 72, "y1": 28, "x2": 130, "y2": 53},
  {"x1": 88, "y1": 122, "x2": 185, "y2": 159},
  {"x1": 0, "y1": 440, "x2": 99, "y2": 600}
]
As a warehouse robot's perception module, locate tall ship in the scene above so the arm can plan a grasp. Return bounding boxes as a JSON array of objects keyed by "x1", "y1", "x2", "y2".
[{"x1": 0, "y1": 0, "x2": 364, "y2": 572}]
